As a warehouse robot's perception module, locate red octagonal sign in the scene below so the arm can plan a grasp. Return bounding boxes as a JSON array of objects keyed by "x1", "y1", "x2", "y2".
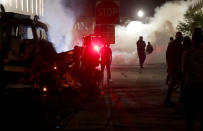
[{"x1": 96, "y1": 1, "x2": 120, "y2": 24}]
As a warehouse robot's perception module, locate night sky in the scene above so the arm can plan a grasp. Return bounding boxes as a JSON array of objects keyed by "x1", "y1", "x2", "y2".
[
  {"x1": 120, "y1": 0, "x2": 169, "y2": 17},
  {"x1": 62, "y1": 0, "x2": 175, "y2": 18}
]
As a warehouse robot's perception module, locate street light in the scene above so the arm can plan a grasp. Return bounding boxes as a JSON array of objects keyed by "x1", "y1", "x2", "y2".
[{"x1": 137, "y1": 10, "x2": 144, "y2": 18}]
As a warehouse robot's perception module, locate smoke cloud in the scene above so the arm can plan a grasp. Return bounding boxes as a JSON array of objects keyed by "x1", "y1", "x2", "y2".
[
  {"x1": 112, "y1": 1, "x2": 191, "y2": 65},
  {"x1": 41, "y1": 0, "x2": 76, "y2": 53},
  {"x1": 43, "y1": 0, "x2": 191, "y2": 64},
  {"x1": 1, "y1": 0, "x2": 192, "y2": 65}
]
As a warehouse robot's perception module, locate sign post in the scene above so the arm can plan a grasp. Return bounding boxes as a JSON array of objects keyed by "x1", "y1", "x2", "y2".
[
  {"x1": 96, "y1": 0, "x2": 120, "y2": 24},
  {"x1": 94, "y1": 24, "x2": 115, "y2": 44},
  {"x1": 95, "y1": 0, "x2": 119, "y2": 44}
]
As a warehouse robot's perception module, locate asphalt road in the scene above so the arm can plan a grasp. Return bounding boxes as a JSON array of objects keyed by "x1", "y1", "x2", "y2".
[
  {"x1": 1, "y1": 64, "x2": 200, "y2": 131},
  {"x1": 63, "y1": 64, "x2": 190, "y2": 131}
]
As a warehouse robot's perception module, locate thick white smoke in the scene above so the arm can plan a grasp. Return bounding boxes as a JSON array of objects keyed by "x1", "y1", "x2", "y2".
[
  {"x1": 0, "y1": 0, "x2": 75, "y2": 53},
  {"x1": 1, "y1": 0, "x2": 192, "y2": 65},
  {"x1": 0, "y1": 0, "x2": 4, "y2": 5},
  {"x1": 112, "y1": 1, "x2": 191, "y2": 65},
  {"x1": 41, "y1": 0, "x2": 75, "y2": 53}
]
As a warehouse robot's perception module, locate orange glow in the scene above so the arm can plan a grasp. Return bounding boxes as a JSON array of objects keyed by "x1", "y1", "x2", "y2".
[
  {"x1": 54, "y1": 66, "x2": 57, "y2": 70},
  {"x1": 94, "y1": 45, "x2": 100, "y2": 52},
  {"x1": 43, "y1": 87, "x2": 47, "y2": 92}
]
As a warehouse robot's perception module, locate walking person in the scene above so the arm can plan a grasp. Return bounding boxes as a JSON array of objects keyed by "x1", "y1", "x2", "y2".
[
  {"x1": 146, "y1": 42, "x2": 153, "y2": 55},
  {"x1": 179, "y1": 36, "x2": 193, "y2": 104},
  {"x1": 183, "y1": 36, "x2": 193, "y2": 51},
  {"x1": 99, "y1": 43, "x2": 112, "y2": 81},
  {"x1": 137, "y1": 36, "x2": 146, "y2": 68},
  {"x1": 182, "y1": 27, "x2": 203, "y2": 131},
  {"x1": 165, "y1": 32, "x2": 183, "y2": 105},
  {"x1": 166, "y1": 37, "x2": 174, "y2": 85}
]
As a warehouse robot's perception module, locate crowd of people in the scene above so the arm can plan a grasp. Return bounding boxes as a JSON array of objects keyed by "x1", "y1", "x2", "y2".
[
  {"x1": 73, "y1": 36, "x2": 112, "y2": 84},
  {"x1": 165, "y1": 27, "x2": 203, "y2": 131},
  {"x1": 73, "y1": 29, "x2": 203, "y2": 130},
  {"x1": 74, "y1": 35, "x2": 153, "y2": 82}
]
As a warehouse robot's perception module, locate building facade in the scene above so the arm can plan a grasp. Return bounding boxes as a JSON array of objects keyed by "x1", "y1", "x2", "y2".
[
  {"x1": 0, "y1": 0, "x2": 43, "y2": 16},
  {"x1": 191, "y1": 0, "x2": 203, "y2": 8}
]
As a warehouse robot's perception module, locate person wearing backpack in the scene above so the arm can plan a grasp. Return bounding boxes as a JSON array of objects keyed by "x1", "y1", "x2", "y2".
[{"x1": 146, "y1": 42, "x2": 153, "y2": 55}]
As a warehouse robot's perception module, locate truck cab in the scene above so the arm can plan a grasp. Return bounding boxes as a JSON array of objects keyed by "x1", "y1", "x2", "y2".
[{"x1": 0, "y1": 5, "x2": 57, "y2": 92}]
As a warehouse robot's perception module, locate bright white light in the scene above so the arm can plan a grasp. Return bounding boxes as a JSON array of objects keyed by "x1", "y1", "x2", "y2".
[
  {"x1": 39, "y1": 0, "x2": 41, "y2": 15},
  {"x1": 41, "y1": 0, "x2": 43, "y2": 16},
  {"x1": 53, "y1": 66, "x2": 57, "y2": 70},
  {"x1": 94, "y1": 45, "x2": 99, "y2": 52},
  {"x1": 0, "y1": 0, "x2": 6, "y2": 5},
  {"x1": 36, "y1": 0, "x2": 38, "y2": 15},
  {"x1": 27, "y1": 0, "x2": 29, "y2": 12},
  {"x1": 43, "y1": 87, "x2": 47, "y2": 92},
  {"x1": 16, "y1": 0, "x2": 18, "y2": 9},
  {"x1": 31, "y1": 0, "x2": 33, "y2": 13},
  {"x1": 0, "y1": 0, "x2": 2, "y2": 4},
  {"x1": 138, "y1": 10, "x2": 144, "y2": 17},
  {"x1": 21, "y1": 0, "x2": 23, "y2": 11}
]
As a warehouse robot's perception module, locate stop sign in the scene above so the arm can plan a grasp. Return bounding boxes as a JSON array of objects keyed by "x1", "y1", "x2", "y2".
[{"x1": 96, "y1": 1, "x2": 120, "y2": 24}]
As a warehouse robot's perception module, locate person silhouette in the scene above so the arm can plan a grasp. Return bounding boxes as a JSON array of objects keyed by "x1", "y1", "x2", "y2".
[
  {"x1": 183, "y1": 27, "x2": 203, "y2": 131},
  {"x1": 146, "y1": 42, "x2": 153, "y2": 54},
  {"x1": 137, "y1": 36, "x2": 146, "y2": 68},
  {"x1": 99, "y1": 43, "x2": 112, "y2": 81},
  {"x1": 165, "y1": 32, "x2": 183, "y2": 105}
]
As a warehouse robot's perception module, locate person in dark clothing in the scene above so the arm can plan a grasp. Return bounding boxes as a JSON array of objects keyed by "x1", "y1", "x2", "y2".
[
  {"x1": 183, "y1": 36, "x2": 193, "y2": 51},
  {"x1": 99, "y1": 44, "x2": 112, "y2": 80},
  {"x1": 166, "y1": 37, "x2": 174, "y2": 85},
  {"x1": 83, "y1": 44, "x2": 99, "y2": 70},
  {"x1": 183, "y1": 27, "x2": 203, "y2": 131},
  {"x1": 165, "y1": 32, "x2": 183, "y2": 105},
  {"x1": 137, "y1": 36, "x2": 146, "y2": 68},
  {"x1": 169, "y1": 37, "x2": 174, "y2": 43},
  {"x1": 82, "y1": 36, "x2": 99, "y2": 71},
  {"x1": 146, "y1": 42, "x2": 153, "y2": 55},
  {"x1": 81, "y1": 36, "x2": 100, "y2": 86},
  {"x1": 179, "y1": 36, "x2": 193, "y2": 104}
]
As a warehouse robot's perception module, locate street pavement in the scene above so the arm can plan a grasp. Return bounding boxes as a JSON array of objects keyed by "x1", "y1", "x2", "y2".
[
  {"x1": 2, "y1": 64, "x2": 201, "y2": 131},
  {"x1": 63, "y1": 64, "x2": 189, "y2": 131}
]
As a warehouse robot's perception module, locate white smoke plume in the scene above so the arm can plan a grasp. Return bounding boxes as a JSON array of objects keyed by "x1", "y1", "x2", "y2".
[
  {"x1": 41, "y1": 0, "x2": 75, "y2": 53},
  {"x1": 42, "y1": 0, "x2": 191, "y2": 64},
  {"x1": 0, "y1": 0, "x2": 75, "y2": 53},
  {"x1": 112, "y1": 1, "x2": 191, "y2": 65},
  {"x1": 0, "y1": 0, "x2": 5, "y2": 5},
  {"x1": 1, "y1": 0, "x2": 192, "y2": 65}
]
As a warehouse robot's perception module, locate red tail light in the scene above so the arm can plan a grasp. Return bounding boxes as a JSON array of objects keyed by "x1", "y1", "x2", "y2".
[{"x1": 94, "y1": 45, "x2": 100, "y2": 52}]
